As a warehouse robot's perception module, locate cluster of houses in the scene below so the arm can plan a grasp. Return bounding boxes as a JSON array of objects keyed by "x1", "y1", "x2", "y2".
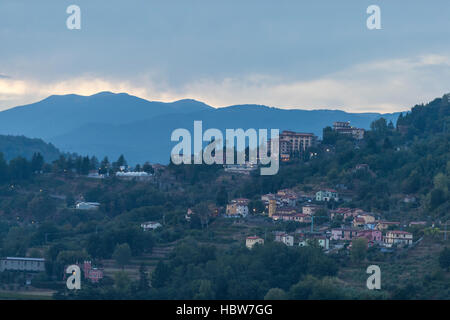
[
  {"x1": 247, "y1": 220, "x2": 414, "y2": 252},
  {"x1": 242, "y1": 185, "x2": 417, "y2": 251},
  {"x1": 224, "y1": 187, "x2": 342, "y2": 221},
  {"x1": 260, "y1": 188, "x2": 340, "y2": 222},
  {"x1": 328, "y1": 207, "x2": 414, "y2": 248},
  {"x1": 211, "y1": 184, "x2": 419, "y2": 252}
]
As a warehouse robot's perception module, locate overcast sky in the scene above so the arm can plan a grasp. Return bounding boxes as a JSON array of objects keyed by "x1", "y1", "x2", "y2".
[{"x1": 0, "y1": 0, "x2": 449, "y2": 112}]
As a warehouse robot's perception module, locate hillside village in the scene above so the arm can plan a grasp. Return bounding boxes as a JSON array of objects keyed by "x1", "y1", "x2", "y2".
[{"x1": 0, "y1": 95, "x2": 449, "y2": 300}]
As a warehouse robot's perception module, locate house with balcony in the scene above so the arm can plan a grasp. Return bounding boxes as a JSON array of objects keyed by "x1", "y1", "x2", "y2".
[{"x1": 384, "y1": 231, "x2": 413, "y2": 247}]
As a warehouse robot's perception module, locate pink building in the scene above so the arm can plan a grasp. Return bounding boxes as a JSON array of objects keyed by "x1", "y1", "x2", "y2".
[
  {"x1": 83, "y1": 261, "x2": 104, "y2": 283},
  {"x1": 358, "y1": 229, "x2": 382, "y2": 242}
]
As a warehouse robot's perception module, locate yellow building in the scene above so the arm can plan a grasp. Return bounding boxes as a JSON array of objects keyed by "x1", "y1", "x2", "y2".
[{"x1": 268, "y1": 199, "x2": 277, "y2": 218}]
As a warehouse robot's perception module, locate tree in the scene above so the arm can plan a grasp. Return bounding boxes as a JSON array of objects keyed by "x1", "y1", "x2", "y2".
[
  {"x1": 193, "y1": 279, "x2": 215, "y2": 299},
  {"x1": 193, "y1": 202, "x2": 211, "y2": 231},
  {"x1": 151, "y1": 260, "x2": 171, "y2": 288},
  {"x1": 9, "y1": 157, "x2": 31, "y2": 180},
  {"x1": 142, "y1": 162, "x2": 154, "y2": 174},
  {"x1": 112, "y1": 243, "x2": 132, "y2": 270},
  {"x1": 0, "y1": 152, "x2": 8, "y2": 182},
  {"x1": 81, "y1": 156, "x2": 90, "y2": 175},
  {"x1": 351, "y1": 238, "x2": 368, "y2": 263},
  {"x1": 264, "y1": 288, "x2": 288, "y2": 300},
  {"x1": 216, "y1": 186, "x2": 228, "y2": 206},
  {"x1": 99, "y1": 157, "x2": 110, "y2": 174},
  {"x1": 429, "y1": 189, "x2": 446, "y2": 209},
  {"x1": 438, "y1": 247, "x2": 450, "y2": 271},
  {"x1": 370, "y1": 117, "x2": 388, "y2": 135},
  {"x1": 138, "y1": 263, "x2": 149, "y2": 291},
  {"x1": 289, "y1": 275, "x2": 345, "y2": 300},
  {"x1": 113, "y1": 155, "x2": 127, "y2": 172},
  {"x1": 31, "y1": 152, "x2": 44, "y2": 172},
  {"x1": 114, "y1": 271, "x2": 131, "y2": 294}
]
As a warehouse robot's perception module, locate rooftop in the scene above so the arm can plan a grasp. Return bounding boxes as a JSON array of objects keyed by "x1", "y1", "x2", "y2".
[{"x1": 3, "y1": 257, "x2": 45, "y2": 262}]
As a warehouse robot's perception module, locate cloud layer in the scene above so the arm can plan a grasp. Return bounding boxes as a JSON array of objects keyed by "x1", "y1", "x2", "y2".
[{"x1": 1, "y1": 54, "x2": 449, "y2": 113}]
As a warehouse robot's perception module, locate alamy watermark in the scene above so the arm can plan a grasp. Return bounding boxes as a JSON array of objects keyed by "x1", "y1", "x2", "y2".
[
  {"x1": 367, "y1": 5, "x2": 381, "y2": 30},
  {"x1": 66, "y1": 264, "x2": 81, "y2": 290},
  {"x1": 66, "y1": 5, "x2": 81, "y2": 30},
  {"x1": 366, "y1": 265, "x2": 381, "y2": 290},
  {"x1": 65, "y1": 4, "x2": 380, "y2": 31},
  {"x1": 170, "y1": 121, "x2": 280, "y2": 175}
]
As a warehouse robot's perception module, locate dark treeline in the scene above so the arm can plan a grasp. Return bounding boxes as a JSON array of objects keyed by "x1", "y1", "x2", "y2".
[{"x1": 0, "y1": 151, "x2": 156, "y2": 184}]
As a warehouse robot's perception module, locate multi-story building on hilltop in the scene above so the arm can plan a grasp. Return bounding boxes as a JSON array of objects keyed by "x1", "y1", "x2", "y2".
[{"x1": 333, "y1": 121, "x2": 365, "y2": 140}]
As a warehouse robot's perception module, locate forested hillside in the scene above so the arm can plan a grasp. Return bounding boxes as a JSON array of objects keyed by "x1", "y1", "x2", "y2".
[
  {"x1": 0, "y1": 135, "x2": 60, "y2": 162},
  {"x1": 0, "y1": 94, "x2": 448, "y2": 300}
]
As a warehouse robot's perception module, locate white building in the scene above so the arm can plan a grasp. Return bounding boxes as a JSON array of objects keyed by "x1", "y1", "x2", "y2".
[
  {"x1": 384, "y1": 231, "x2": 413, "y2": 247},
  {"x1": 246, "y1": 236, "x2": 264, "y2": 249},
  {"x1": 333, "y1": 122, "x2": 365, "y2": 140},
  {"x1": 115, "y1": 171, "x2": 152, "y2": 180},
  {"x1": 76, "y1": 202, "x2": 100, "y2": 210},
  {"x1": 0, "y1": 257, "x2": 45, "y2": 272},
  {"x1": 274, "y1": 232, "x2": 294, "y2": 246},
  {"x1": 141, "y1": 221, "x2": 162, "y2": 231},
  {"x1": 315, "y1": 189, "x2": 339, "y2": 202}
]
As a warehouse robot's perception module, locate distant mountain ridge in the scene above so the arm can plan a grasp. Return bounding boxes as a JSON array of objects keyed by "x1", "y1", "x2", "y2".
[{"x1": 0, "y1": 92, "x2": 403, "y2": 164}]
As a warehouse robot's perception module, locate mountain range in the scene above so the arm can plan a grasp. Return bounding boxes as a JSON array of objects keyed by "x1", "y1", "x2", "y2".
[{"x1": 0, "y1": 92, "x2": 403, "y2": 164}]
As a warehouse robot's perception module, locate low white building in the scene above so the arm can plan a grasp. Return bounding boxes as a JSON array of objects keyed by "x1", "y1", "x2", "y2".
[
  {"x1": 141, "y1": 221, "x2": 162, "y2": 231},
  {"x1": 116, "y1": 171, "x2": 151, "y2": 177},
  {"x1": 224, "y1": 162, "x2": 258, "y2": 175},
  {"x1": 246, "y1": 236, "x2": 264, "y2": 249},
  {"x1": 0, "y1": 257, "x2": 45, "y2": 272},
  {"x1": 76, "y1": 202, "x2": 100, "y2": 210}
]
